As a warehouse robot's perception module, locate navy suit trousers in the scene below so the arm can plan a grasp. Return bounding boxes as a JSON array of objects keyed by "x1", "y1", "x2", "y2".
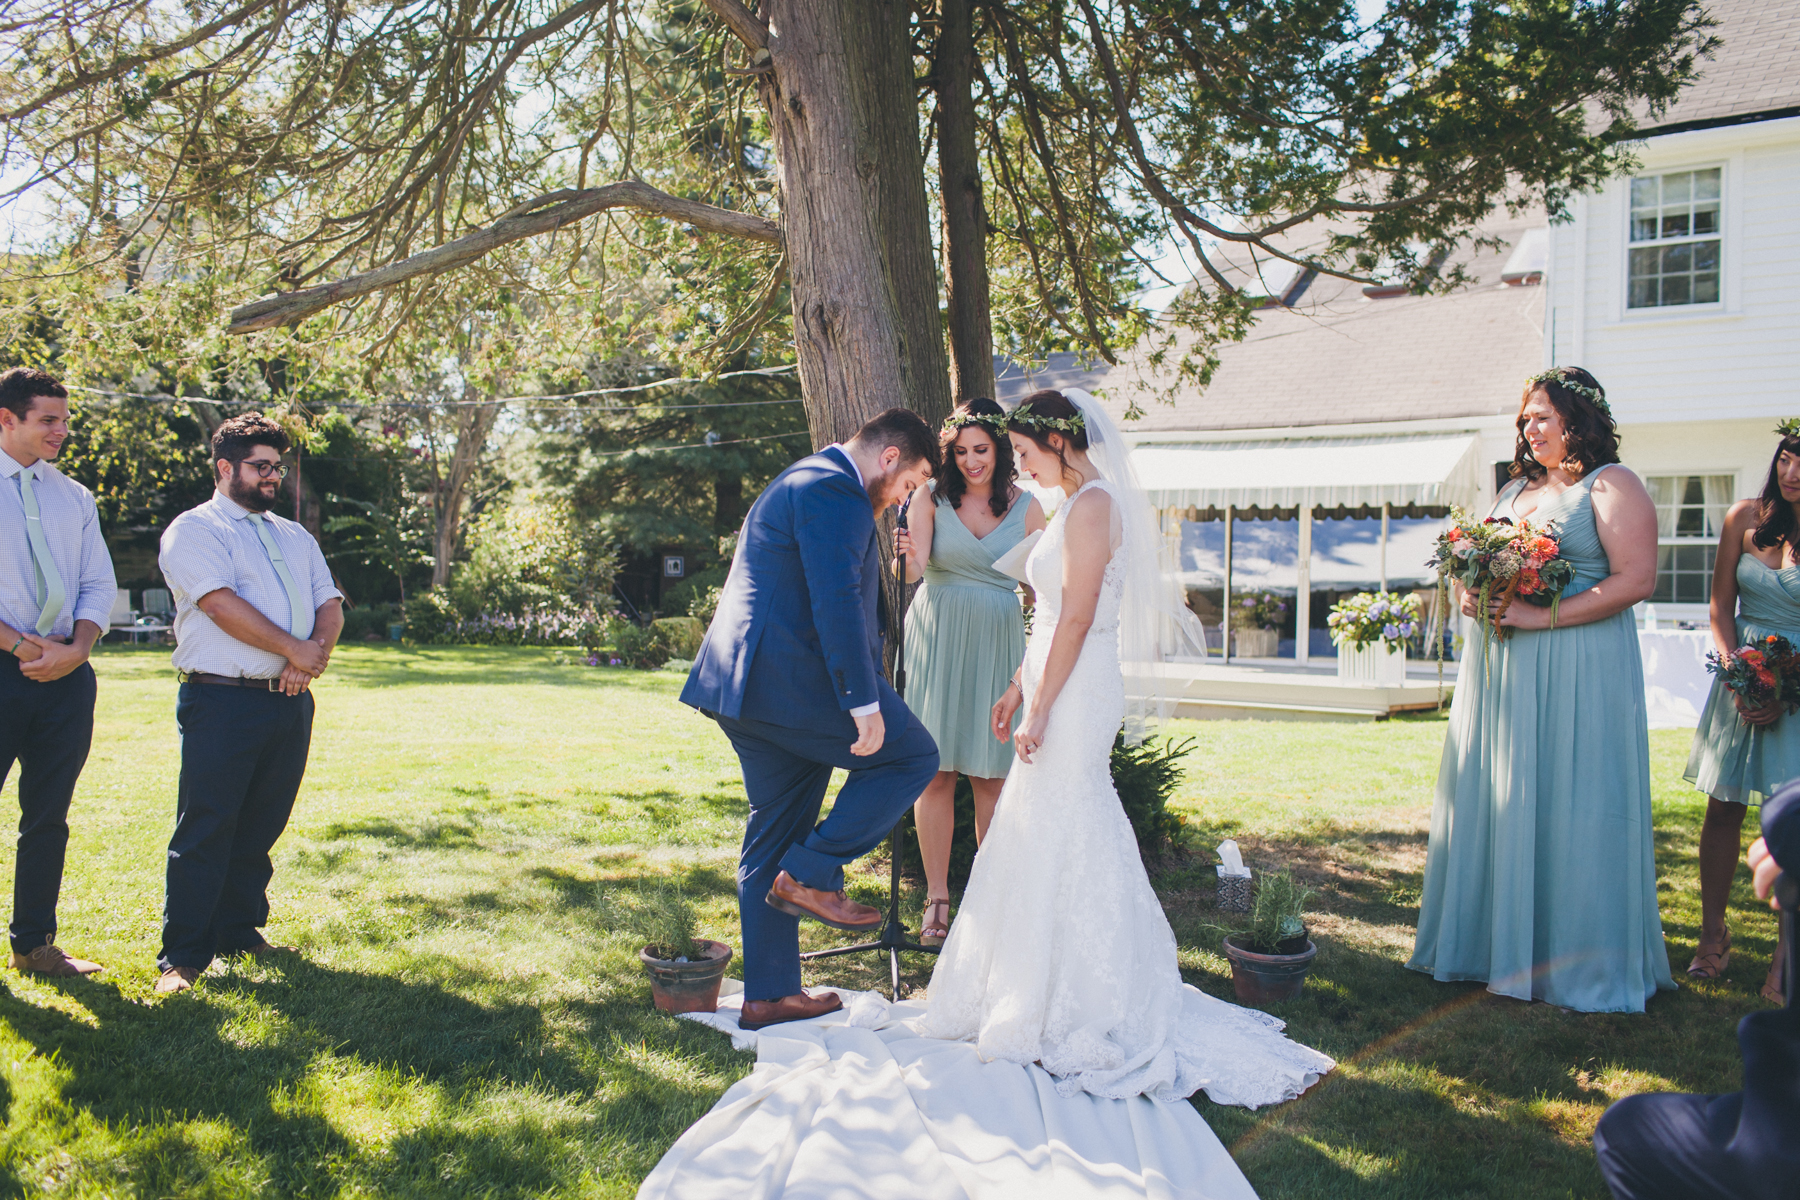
[
  {"x1": 0, "y1": 654, "x2": 95, "y2": 955},
  {"x1": 160, "y1": 682, "x2": 314, "y2": 971},
  {"x1": 712, "y1": 686, "x2": 938, "y2": 1001},
  {"x1": 1594, "y1": 1009, "x2": 1800, "y2": 1200}
]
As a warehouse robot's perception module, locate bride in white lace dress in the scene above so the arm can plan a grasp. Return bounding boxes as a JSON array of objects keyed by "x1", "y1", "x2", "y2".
[{"x1": 920, "y1": 388, "x2": 1335, "y2": 1109}]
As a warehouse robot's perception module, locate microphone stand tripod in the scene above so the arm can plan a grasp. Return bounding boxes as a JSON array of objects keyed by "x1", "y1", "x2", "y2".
[{"x1": 800, "y1": 499, "x2": 939, "y2": 1000}]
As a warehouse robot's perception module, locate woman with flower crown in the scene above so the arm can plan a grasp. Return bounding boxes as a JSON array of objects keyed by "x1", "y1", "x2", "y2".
[
  {"x1": 891, "y1": 398, "x2": 1044, "y2": 946},
  {"x1": 1408, "y1": 367, "x2": 1677, "y2": 1013},
  {"x1": 918, "y1": 388, "x2": 1335, "y2": 1105},
  {"x1": 1680, "y1": 421, "x2": 1800, "y2": 1002}
]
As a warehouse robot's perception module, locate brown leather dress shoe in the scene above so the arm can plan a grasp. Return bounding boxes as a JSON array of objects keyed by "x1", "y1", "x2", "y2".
[
  {"x1": 9, "y1": 938, "x2": 102, "y2": 978},
  {"x1": 765, "y1": 871, "x2": 882, "y2": 931},
  {"x1": 156, "y1": 966, "x2": 202, "y2": 994},
  {"x1": 738, "y1": 991, "x2": 844, "y2": 1031}
]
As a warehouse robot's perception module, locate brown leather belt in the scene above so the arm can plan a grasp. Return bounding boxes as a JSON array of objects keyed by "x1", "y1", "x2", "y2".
[{"x1": 177, "y1": 671, "x2": 283, "y2": 691}]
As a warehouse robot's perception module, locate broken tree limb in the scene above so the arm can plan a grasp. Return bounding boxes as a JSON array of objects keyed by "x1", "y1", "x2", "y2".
[{"x1": 226, "y1": 180, "x2": 781, "y2": 334}]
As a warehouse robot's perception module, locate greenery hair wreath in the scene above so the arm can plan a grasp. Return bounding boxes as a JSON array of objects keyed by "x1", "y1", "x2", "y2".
[
  {"x1": 941, "y1": 410, "x2": 1004, "y2": 436},
  {"x1": 1524, "y1": 367, "x2": 1609, "y2": 415},
  {"x1": 1777, "y1": 418, "x2": 1800, "y2": 440},
  {"x1": 1006, "y1": 403, "x2": 1087, "y2": 436}
]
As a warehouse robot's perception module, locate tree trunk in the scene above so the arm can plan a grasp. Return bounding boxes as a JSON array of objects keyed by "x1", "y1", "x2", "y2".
[
  {"x1": 713, "y1": 469, "x2": 744, "y2": 541},
  {"x1": 762, "y1": 0, "x2": 952, "y2": 446},
  {"x1": 935, "y1": 0, "x2": 995, "y2": 407},
  {"x1": 427, "y1": 393, "x2": 501, "y2": 590}
]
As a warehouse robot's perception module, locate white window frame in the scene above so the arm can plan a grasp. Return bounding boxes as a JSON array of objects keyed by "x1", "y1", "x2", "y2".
[
  {"x1": 1644, "y1": 470, "x2": 1737, "y2": 621},
  {"x1": 1617, "y1": 158, "x2": 1731, "y2": 322}
]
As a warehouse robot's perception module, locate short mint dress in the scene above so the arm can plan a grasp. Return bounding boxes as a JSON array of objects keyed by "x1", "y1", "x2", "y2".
[
  {"x1": 1684, "y1": 555, "x2": 1800, "y2": 805},
  {"x1": 901, "y1": 492, "x2": 1030, "y2": 778},
  {"x1": 1408, "y1": 464, "x2": 1677, "y2": 1013}
]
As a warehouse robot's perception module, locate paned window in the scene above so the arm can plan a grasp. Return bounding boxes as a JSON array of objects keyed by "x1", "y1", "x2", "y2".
[
  {"x1": 1646, "y1": 473, "x2": 1733, "y2": 604},
  {"x1": 1628, "y1": 168, "x2": 1721, "y2": 308}
]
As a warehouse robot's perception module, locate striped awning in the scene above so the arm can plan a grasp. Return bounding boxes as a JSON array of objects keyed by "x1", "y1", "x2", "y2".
[{"x1": 1130, "y1": 433, "x2": 1485, "y2": 512}]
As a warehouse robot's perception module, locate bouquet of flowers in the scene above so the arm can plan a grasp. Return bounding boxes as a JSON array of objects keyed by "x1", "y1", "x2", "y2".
[
  {"x1": 1427, "y1": 508, "x2": 1577, "y2": 645},
  {"x1": 1706, "y1": 634, "x2": 1800, "y2": 716},
  {"x1": 1327, "y1": 591, "x2": 1422, "y2": 654}
]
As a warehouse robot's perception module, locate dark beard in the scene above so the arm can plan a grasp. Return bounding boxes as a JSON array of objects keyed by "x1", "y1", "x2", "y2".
[{"x1": 225, "y1": 472, "x2": 276, "y2": 513}]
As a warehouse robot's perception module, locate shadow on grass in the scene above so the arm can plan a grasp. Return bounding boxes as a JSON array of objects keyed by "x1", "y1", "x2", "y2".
[{"x1": 0, "y1": 903, "x2": 755, "y2": 1196}]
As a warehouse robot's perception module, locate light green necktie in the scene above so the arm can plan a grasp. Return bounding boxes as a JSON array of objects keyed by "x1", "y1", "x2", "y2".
[
  {"x1": 18, "y1": 468, "x2": 66, "y2": 636},
  {"x1": 247, "y1": 512, "x2": 310, "y2": 638}
]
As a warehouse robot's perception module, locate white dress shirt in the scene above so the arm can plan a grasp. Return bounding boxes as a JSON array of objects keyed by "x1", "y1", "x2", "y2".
[
  {"x1": 0, "y1": 452, "x2": 116, "y2": 641},
  {"x1": 159, "y1": 491, "x2": 343, "y2": 678},
  {"x1": 827, "y1": 444, "x2": 882, "y2": 720}
]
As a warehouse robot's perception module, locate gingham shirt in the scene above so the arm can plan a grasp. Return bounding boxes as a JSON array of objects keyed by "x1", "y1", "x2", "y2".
[
  {"x1": 159, "y1": 491, "x2": 342, "y2": 678},
  {"x1": 0, "y1": 452, "x2": 116, "y2": 640}
]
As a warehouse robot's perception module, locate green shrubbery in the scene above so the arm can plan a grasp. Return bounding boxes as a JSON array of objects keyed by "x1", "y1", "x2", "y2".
[{"x1": 404, "y1": 492, "x2": 622, "y2": 649}]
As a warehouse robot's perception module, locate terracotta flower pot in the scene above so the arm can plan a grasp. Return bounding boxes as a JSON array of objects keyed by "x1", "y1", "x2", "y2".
[
  {"x1": 640, "y1": 939, "x2": 733, "y2": 1015},
  {"x1": 1222, "y1": 933, "x2": 1317, "y2": 1005}
]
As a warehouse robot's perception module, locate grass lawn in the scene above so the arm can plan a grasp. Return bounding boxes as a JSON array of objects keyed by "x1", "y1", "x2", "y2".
[{"x1": 0, "y1": 644, "x2": 1779, "y2": 1198}]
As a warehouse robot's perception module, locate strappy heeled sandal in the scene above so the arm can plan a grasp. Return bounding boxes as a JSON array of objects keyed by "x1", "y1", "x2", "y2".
[
  {"x1": 920, "y1": 897, "x2": 952, "y2": 947},
  {"x1": 1687, "y1": 930, "x2": 1731, "y2": 980}
]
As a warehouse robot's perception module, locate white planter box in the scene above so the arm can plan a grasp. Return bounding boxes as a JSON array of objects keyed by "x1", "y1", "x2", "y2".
[
  {"x1": 1233, "y1": 628, "x2": 1280, "y2": 658},
  {"x1": 1337, "y1": 643, "x2": 1407, "y2": 686}
]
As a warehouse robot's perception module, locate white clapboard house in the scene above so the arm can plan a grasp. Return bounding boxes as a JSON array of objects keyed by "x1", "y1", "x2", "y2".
[{"x1": 996, "y1": 0, "x2": 1798, "y2": 718}]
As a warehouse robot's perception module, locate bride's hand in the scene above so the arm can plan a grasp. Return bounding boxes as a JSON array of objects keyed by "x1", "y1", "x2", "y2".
[
  {"x1": 991, "y1": 681, "x2": 1022, "y2": 742},
  {"x1": 1013, "y1": 710, "x2": 1048, "y2": 764}
]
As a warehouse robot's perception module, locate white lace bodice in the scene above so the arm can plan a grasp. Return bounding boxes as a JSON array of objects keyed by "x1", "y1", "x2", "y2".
[{"x1": 1025, "y1": 478, "x2": 1125, "y2": 644}]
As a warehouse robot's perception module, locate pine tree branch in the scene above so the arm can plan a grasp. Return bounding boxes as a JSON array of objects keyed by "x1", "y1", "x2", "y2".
[{"x1": 226, "y1": 181, "x2": 781, "y2": 334}]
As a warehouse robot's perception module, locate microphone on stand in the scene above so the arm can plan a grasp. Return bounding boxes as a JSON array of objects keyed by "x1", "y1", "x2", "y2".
[{"x1": 895, "y1": 495, "x2": 911, "y2": 696}]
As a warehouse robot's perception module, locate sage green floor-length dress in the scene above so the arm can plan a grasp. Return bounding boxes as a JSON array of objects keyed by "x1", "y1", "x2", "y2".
[
  {"x1": 901, "y1": 493, "x2": 1030, "y2": 778},
  {"x1": 1408, "y1": 464, "x2": 1677, "y2": 1012},
  {"x1": 1685, "y1": 555, "x2": 1800, "y2": 805}
]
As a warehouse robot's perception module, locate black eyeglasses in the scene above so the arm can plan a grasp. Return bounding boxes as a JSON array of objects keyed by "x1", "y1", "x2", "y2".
[{"x1": 241, "y1": 460, "x2": 289, "y2": 480}]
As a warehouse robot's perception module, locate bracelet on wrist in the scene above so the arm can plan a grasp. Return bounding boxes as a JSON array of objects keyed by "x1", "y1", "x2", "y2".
[{"x1": 7, "y1": 636, "x2": 22, "y2": 657}]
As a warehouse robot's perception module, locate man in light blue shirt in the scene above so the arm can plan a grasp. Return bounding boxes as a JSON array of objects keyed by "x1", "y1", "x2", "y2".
[
  {"x1": 0, "y1": 367, "x2": 116, "y2": 978},
  {"x1": 155, "y1": 413, "x2": 342, "y2": 993}
]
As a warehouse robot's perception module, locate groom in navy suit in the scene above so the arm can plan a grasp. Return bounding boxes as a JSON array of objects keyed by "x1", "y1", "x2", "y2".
[{"x1": 682, "y1": 409, "x2": 942, "y2": 1030}]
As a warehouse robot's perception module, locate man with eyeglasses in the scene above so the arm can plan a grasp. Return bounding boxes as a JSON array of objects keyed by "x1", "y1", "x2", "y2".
[
  {"x1": 0, "y1": 367, "x2": 117, "y2": 979},
  {"x1": 154, "y1": 413, "x2": 342, "y2": 994}
]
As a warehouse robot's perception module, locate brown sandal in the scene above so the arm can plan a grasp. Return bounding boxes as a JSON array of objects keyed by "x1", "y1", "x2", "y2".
[
  {"x1": 920, "y1": 897, "x2": 952, "y2": 947},
  {"x1": 1687, "y1": 930, "x2": 1731, "y2": 980}
]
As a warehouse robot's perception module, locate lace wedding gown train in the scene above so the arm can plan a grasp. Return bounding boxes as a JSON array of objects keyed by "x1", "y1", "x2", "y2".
[{"x1": 921, "y1": 480, "x2": 1335, "y2": 1108}]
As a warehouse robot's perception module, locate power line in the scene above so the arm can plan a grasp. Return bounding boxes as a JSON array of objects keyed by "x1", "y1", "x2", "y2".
[
  {"x1": 64, "y1": 363, "x2": 805, "y2": 413},
  {"x1": 293, "y1": 429, "x2": 811, "y2": 466}
]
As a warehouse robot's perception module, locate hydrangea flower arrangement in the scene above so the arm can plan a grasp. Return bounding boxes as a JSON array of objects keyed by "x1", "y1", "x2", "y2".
[
  {"x1": 1327, "y1": 591, "x2": 1421, "y2": 654},
  {"x1": 1234, "y1": 591, "x2": 1290, "y2": 632}
]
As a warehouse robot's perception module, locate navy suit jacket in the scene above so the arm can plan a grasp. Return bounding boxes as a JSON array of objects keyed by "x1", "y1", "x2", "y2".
[{"x1": 681, "y1": 446, "x2": 885, "y2": 726}]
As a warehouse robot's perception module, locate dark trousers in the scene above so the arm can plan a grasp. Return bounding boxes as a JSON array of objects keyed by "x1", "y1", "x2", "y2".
[
  {"x1": 0, "y1": 655, "x2": 95, "y2": 955},
  {"x1": 1593, "y1": 1009, "x2": 1800, "y2": 1200},
  {"x1": 713, "y1": 688, "x2": 938, "y2": 1002},
  {"x1": 159, "y1": 682, "x2": 314, "y2": 971}
]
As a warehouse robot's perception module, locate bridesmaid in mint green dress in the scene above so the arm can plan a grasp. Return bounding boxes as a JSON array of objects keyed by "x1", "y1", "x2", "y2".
[
  {"x1": 893, "y1": 399, "x2": 1045, "y2": 946},
  {"x1": 1680, "y1": 426, "x2": 1800, "y2": 1001},
  {"x1": 1409, "y1": 368, "x2": 1676, "y2": 1013}
]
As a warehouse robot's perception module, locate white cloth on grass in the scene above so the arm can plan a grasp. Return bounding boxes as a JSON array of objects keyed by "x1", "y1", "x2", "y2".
[{"x1": 637, "y1": 987, "x2": 1262, "y2": 1200}]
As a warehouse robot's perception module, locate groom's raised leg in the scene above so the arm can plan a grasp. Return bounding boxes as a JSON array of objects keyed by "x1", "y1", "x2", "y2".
[
  {"x1": 774, "y1": 692, "x2": 939, "y2": 893},
  {"x1": 716, "y1": 717, "x2": 836, "y2": 1002}
]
